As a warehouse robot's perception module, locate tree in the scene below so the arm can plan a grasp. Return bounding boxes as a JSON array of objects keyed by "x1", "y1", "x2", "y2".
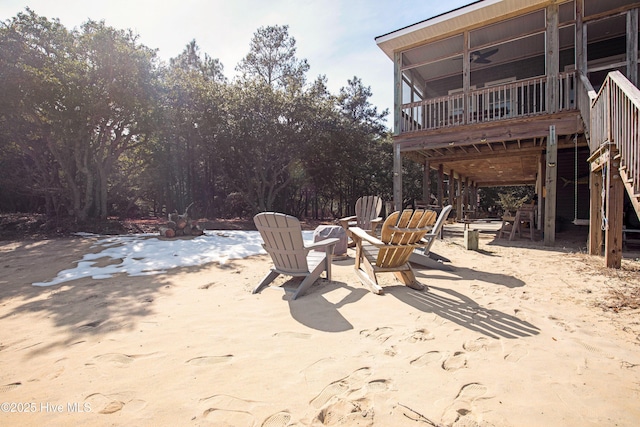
[
  {"x1": 236, "y1": 25, "x2": 309, "y2": 89},
  {"x1": 222, "y1": 79, "x2": 299, "y2": 212},
  {"x1": 334, "y1": 77, "x2": 391, "y2": 214},
  {"x1": 72, "y1": 19, "x2": 158, "y2": 220},
  {"x1": 223, "y1": 25, "x2": 313, "y2": 213},
  {"x1": 0, "y1": 9, "x2": 80, "y2": 216},
  {"x1": 0, "y1": 11, "x2": 399, "y2": 223},
  {"x1": 170, "y1": 39, "x2": 226, "y2": 83},
  {"x1": 338, "y1": 77, "x2": 388, "y2": 135},
  {"x1": 150, "y1": 40, "x2": 228, "y2": 216},
  {"x1": 0, "y1": 10, "x2": 158, "y2": 221}
]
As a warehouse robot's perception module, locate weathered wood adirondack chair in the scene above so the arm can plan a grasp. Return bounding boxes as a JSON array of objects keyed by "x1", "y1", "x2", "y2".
[
  {"x1": 350, "y1": 209, "x2": 435, "y2": 294},
  {"x1": 339, "y1": 195, "x2": 383, "y2": 246},
  {"x1": 253, "y1": 212, "x2": 338, "y2": 300}
]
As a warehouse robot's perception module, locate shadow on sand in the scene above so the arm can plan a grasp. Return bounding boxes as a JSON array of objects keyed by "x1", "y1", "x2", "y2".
[{"x1": 387, "y1": 285, "x2": 539, "y2": 339}]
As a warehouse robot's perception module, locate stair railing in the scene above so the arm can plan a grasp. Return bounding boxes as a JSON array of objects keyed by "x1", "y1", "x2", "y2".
[{"x1": 591, "y1": 71, "x2": 640, "y2": 214}]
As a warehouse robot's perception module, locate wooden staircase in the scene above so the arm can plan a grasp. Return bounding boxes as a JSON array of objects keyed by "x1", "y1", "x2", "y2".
[{"x1": 583, "y1": 71, "x2": 640, "y2": 267}]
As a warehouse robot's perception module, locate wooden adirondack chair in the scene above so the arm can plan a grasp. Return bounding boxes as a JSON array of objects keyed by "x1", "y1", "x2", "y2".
[
  {"x1": 253, "y1": 212, "x2": 338, "y2": 300},
  {"x1": 350, "y1": 209, "x2": 435, "y2": 295},
  {"x1": 339, "y1": 195, "x2": 383, "y2": 246}
]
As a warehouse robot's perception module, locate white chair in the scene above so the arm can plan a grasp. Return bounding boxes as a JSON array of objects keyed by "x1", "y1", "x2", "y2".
[
  {"x1": 339, "y1": 196, "x2": 383, "y2": 246},
  {"x1": 253, "y1": 212, "x2": 338, "y2": 300},
  {"x1": 409, "y1": 205, "x2": 453, "y2": 266}
]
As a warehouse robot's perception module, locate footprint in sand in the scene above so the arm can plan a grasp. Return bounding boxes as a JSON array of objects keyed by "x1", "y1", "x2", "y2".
[
  {"x1": 84, "y1": 392, "x2": 146, "y2": 415},
  {"x1": 384, "y1": 346, "x2": 398, "y2": 357},
  {"x1": 442, "y1": 383, "x2": 492, "y2": 426},
  {"x1": 203, "y1": 408, "x2": 256, "y2": 425},
  {"x1": 360, "y1": 327, "x2": 393, "y2": 343},
  {"x1": 0, "y1": 382, "x2": 21, "y2": 393},
  {"x1": 45, "y1": 358, "x2": 67, "y2": 380},
  {"x1": 100, "y1": 401, "x2": 124, "y2": 414},
  {"x1": 504, "y1": 345, "x2": 529, "y2": 362},
  {"x1": 93, "y1": 353, "x2": 136, "y2": 366},
  {"x1": 273, "y1": 331, "x2": 312, "y2": 339},
  {"x1": 366, "y1": 379, "x2": 391, "y2": 393},
  {"x1": 310, "y1": 367, "x2": 372, "y2": 408},
  {"x1": 316, "y1": 397, "x2": 373, "y2": 426},
  {"x1": 455, "y1": 383, "x2": 488, "y2": 402},
  {"x1": 77, "y1": 320, "x2": 104, "y2": 332},
  {"x1": 404, "y1": 328, "x2": 435, "y2": 343},
  {"x1": 462, "y1": 337, "x2": 493, "y2": 352},
  {"x1": 574, "y1": 339, "x2": 614, "y2": 359},
  {"x1": 186, "y1": 355, "x2": 234, "y2": 366},
  {"x1": 91, "y1": 352, "x2": 164, "y2": 367},
  {"x1": 199, "y1": 282, "x2": 217, "y2": 289},
  {"x1": 310, "y1": 381, "x2": 350, "y2": 409},
  {"x1": 548, "y1": 315, "x2": 575, "y2": 333},
  {"x1": 200, "y1": 394, "x2": 259, "y2": 426},
  {"x1": 18, "y1": 341, "x2": 42, "y2": 351},
  {"x1": 261, "y1": 411, "x2": 292, "y2": 427},
  {"x1": 442, "y1": 352, "x2": 468, "y2": 371},
  {"x1": 410, "y1": 351, "x2": 447, "y2": 367}
]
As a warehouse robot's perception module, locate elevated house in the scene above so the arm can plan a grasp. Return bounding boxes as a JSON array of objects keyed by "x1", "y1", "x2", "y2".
[{"x1": 376, "y1": 0, "x2": 640, "y2": 267}]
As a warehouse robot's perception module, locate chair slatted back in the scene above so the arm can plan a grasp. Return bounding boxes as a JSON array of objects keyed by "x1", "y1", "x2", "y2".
[
  {"x1": 354, "y1": 196, "x2": 382, "y2": 230},
  {"x1": 254, "y1": 212, "x2": 308, "y2": 274},
  {"x1": 377, "y1": 210, "x2": 434, "y2": 267}
]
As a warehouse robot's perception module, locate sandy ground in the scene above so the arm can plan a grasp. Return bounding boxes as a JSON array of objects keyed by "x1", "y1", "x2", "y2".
[{"x1": 1, "y1": 223, "x2": 639, "y2": 427}]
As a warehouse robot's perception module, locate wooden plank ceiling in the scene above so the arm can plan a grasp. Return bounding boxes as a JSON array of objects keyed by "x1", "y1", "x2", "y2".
[{"x1": 397, "y1": 111, "x2": 585, "y2": 186}]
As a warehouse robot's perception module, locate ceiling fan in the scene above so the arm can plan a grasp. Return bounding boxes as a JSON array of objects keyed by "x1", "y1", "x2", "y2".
[
  {"x1": 455, "y1": 48, "x2": 499, "y2": 64},
  {"x1": 469, "y1": 48, "x2": 499, "y2": 64}
]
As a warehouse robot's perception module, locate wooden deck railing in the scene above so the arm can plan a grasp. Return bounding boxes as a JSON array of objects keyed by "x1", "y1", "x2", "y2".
[
  {"x1": 591, "y1": 71, "x2": 640, "y2": 205},
  {"x1": 401, "y1": 72, "x2": 576, "y2": 132}
]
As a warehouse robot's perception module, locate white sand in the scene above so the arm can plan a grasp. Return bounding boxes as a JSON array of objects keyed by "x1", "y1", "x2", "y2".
[{"x1": 1, "y1": 226, "x2": 639, "y2": 426}]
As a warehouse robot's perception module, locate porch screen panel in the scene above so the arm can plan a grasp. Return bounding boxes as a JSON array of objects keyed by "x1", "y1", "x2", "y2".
[
  {"x1": 401, "y1": 34, "x2": 464, "y2": 129},
  {"x1": 586, "y1": 14, "x2": 628, "y2": 89},
  {"x1": 469, "y1": 10, "x2": 545, "y2": 49},
  {"x1": 559, "y1": 24, "x2": 576, "y2": 72},
  {"x1": 559, "y1": 1, "x2": 576, "y2": 24},
  {"x1": 584, "y1": 0, "x2": 640, "y2": 17},
  {"x1": 401, "y1": 34, "x2": 463, "y2": 68},
  {"x1": 469, "y1": 32, "x2": 546, "y2": 122}
]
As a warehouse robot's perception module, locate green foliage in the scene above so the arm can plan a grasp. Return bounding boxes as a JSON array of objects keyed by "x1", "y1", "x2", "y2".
[
  {"x1": 0, "y1": 9, "x2": 157, "y2": 221},
  {"x1": 479, "y1": 186, "x2": 535, "y2": 214},
  {"x1": 0, "y1": 11, "x2": 397, "y2": 221},
  {"x1": 236, "y1": 25, "x2": 309, "y2": 89}
]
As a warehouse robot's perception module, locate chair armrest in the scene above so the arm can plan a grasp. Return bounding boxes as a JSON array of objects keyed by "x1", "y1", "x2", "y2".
[
  {"x1": 305, "y1": 237, "x2": 339, "y2": 251},
  {"x1": 338, "y1": 216, "x2": 356, "y2": 229},
  {"x1": 350, "y1": 227, "x2": 384, "y2": 246}
]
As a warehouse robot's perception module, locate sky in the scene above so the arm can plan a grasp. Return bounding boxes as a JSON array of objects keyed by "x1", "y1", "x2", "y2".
[
  {"x1": 0, "y1": 0, "x2": 473, "y2": 126},
  {"x1": 32, "y1": 230, "x2": 306, "y2": 287}
]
